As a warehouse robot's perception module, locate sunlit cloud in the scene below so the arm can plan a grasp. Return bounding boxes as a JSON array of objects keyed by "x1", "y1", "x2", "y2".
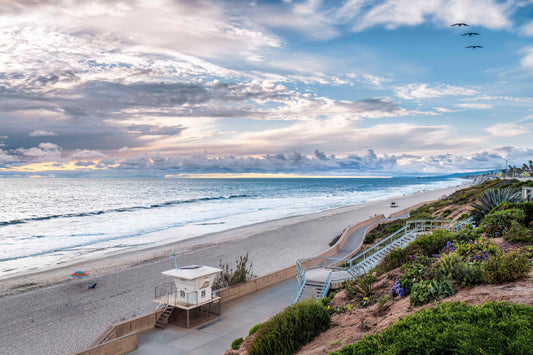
[
  {"x1": 486, "y1": 123, "x2": 528, "y2": 137},
  {"x1": 395, "y1": 83, "x2": 477, "y2": 100},
  {"x1": 456, "y1": 103, "x2": 494, "y2": 109}
]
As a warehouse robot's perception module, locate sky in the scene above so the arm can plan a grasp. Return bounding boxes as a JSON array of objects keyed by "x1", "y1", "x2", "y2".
[{"x1": 1, "y1": 0, "x2": 533, "y2": 177}]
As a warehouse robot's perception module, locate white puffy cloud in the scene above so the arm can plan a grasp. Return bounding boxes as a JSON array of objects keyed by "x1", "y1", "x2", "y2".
[{"x1": 395, "y1": 83, "x2": 477, "y2": 100}]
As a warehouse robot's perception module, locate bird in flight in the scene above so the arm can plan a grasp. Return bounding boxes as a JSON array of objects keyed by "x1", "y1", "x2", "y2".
[
  {"x1": 462, "y1": 32, "x2": 480, "y2": 36},
  {"x1": 466, "y1": 45, "x2": 483, "y2": 49},
  {"x1": 452, "y1": 23, "x2": 469, "y2": 27}
]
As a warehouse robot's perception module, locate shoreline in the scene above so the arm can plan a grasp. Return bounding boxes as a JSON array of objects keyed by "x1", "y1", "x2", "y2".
[
  {"x1": 0, "y1": 182, "x2": 467, "y2": 297},
  {"x1": 0, "y1": 183, "x2": 467, "y2": 354},
  {"x1": 0, "y1": 178, "x2": 467, "y2": 281}
]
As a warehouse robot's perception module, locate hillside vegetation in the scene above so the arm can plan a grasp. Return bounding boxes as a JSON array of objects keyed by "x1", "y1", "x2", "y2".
[{"x1": 227, "y1": 179, "x2": 533, "y2": 355}]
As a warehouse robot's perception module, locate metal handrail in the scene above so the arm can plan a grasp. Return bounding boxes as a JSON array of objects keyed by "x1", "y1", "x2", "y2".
[
  {"x1": 289, "y1": 273, "x2": 307, "y2": 305},
  {"x1": 296, "y1": 256, "x2": 343, "y2": 280},
  {"x1": 343, "y1": 225, "x2": 410, "y2": 268},
  {"x1": 318, "y1": 271, "x2": 332, "y2": 299},
  {"x1": 290, "y1": 217, "x2": 474, "y2": 303}
]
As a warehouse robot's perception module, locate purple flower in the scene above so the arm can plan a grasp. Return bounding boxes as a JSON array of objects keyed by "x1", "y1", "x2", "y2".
[{"x1": 391, "y1": 280, "x2": 406, "y2": 297}]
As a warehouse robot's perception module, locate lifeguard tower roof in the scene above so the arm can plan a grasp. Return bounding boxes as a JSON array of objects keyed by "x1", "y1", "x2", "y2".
[{"x1": 162, "y1": 265, "x2": 222, "y2": 280}]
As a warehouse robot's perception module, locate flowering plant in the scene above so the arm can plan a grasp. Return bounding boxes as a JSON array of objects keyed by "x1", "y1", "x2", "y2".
[{"x1": 391, "y1": 280, "x2": 407, "y2": 297}]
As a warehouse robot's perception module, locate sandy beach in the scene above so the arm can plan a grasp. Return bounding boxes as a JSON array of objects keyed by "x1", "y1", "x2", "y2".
[{"x1": 0, "y1": 183, "x2": 465, "y2": 354}]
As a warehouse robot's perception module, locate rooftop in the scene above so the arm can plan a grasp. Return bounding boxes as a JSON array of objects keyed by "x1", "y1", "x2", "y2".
[{"x1": 162, "y1": 265, "x2": 222, "y2": 280}]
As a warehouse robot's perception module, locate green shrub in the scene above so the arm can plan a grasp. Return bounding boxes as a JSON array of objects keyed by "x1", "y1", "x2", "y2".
[
  {"x1": 482, "y1": 252, "x2": 532, "y2": 284},
  {"x1": 396, "y1": 259, "x2": 431, "y2": 295},
  {"x1": 410, "y1": 279, "x2": 455, "y2": 306},
  {"x1": 495, "y1": 202, "x2": 533, "y2": 226},
  {"x1": 248, "y1": 322, "x2": 263, "y2": 336},
  {"x1": 454, "y1": 225, "x2": 483, "y2": 243},
  {"x1": 249, "y1": 299, "x2": 330, "y2": 355},
  {"x1": 364, "y1": 219, "x2": 406, "y2": 244},
  {"x1": 231, "y1": 337, "x2": 244, "y2": 350},
  {"x1": 411, "y1": 230, "x2": 456, "y2": 255},
  {"x1": 213, "y1": 253, "x2": 254, "y2": 290},
  {"x1": 344, "y1": 273, "x2": 376, "y2": 300},
  {"x1": 319, "y1": 297, "x2": 331, "y2": 307},
  {"x1": 504, "y1": 221, "x2": 533, "y2": 243},
  {"x1": 431, "y1": 253, "x2": 483, "y2": 287},
  {"x1": 331, "y1": 301, "x2": 533, "y2": 355},
  {"x1": 376, "y1": 247, "x2": 407, "y2": 274},
  {"x1": 483, "y1": 208, "x2": 526, "y2": 238}
]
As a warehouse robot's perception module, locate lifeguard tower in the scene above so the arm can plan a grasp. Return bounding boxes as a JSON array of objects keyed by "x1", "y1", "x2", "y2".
[{"x1": 155, "y1": 265, "x2": 222, "y2": 328}]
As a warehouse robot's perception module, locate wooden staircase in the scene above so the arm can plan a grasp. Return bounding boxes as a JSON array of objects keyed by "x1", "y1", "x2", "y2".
[{"x1": 155, "y1": 304, "x2": 175, "y2": 329}]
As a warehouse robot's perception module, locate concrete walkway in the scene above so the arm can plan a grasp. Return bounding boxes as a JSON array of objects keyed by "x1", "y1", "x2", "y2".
[
  {"x1": 132, "y1": 279, "x2": 295, "y2": 354},
  {"x1": 132, "y1": 216, "x2": 394, "y2": 354}
]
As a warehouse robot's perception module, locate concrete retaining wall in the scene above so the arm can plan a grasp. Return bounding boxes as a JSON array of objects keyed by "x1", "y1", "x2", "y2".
[{"x1": 72, "y1": 332, "x2": 137, "y2": 355}]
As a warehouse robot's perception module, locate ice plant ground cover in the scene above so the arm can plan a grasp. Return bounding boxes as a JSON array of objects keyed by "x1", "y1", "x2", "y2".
[{"x1": 331, "y1": 301, "x2": 533, "y2": 355}]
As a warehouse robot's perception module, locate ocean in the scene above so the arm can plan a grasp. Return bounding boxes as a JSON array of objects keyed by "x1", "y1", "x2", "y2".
[{"x1": 0, "y1": 177, "x2": 465, "y2": 277}]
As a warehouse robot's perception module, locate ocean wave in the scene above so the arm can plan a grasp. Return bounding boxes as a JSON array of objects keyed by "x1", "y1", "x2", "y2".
[{"x1": 0, "y1": 194, "x2": 250, "y2": 227}]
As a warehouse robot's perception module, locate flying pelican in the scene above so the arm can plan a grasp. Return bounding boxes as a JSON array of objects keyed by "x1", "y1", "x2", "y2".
[
  {"x1": 466, "y1": 45, "x2": 483, "y2": 49},
  {"x1": 451, "y1": 23, "x2": 469, "y2": 27},
  {"x1": 462, "y1": 32, "x2": 480, "y2": 36}
]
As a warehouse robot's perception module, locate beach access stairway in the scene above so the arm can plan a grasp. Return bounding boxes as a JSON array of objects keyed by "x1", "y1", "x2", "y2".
[
  {"x1": 155, "y1": 304, "x2": 175, "y2": 329},
  {"x1": 289, "y1": 218, "x2": 473, "y2": 305}
]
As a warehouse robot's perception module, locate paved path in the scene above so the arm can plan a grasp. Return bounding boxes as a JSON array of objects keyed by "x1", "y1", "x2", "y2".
[
  {"x1": 133, "y1": 216, "x2": 395, "y2": 354},
  {"x1": 132, "y1": 279, "x2": 295, "y2": 354}
]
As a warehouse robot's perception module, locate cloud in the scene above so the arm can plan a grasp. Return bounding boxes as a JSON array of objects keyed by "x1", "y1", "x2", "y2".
[
  {"x1": 247, "y1": 0, "x2": 340, "y2": 40},
  {"x1": 16, "y1": 142, "x2": 62, "y2": 161},
  {"x1": 70, "y1": 149, "x2": 106, "y2": 159},
  {"x1": 486, "y1": 123, "x2": 529, "y2": 137},
  {"x1": 0, "y1": 150, "x2": 17, "y2": 164},
  {"x1": 340, "y1": 0, "x2": 513, "y2": 32},
  {"x1": 433, "y1": 107, "x2": 459, "y2": 113},
  {"x1": 74, "y1": 160, "x2": 95, "y2": 167},
  {"x1": 395, "y1": 83, "x2": 477, "y2": 100},
  {"x1": 465, "y1": 95, "x2": 533, "y2": 103},
  {"x1": 520, "y1": 20, "x2": 533, "y2": 36},
  {"x1": 456, "y1": 103, "x2": 493, "y2": 109},
  {"x1": 28, "y1": 130, "x2": 58, "y2": 137},
  {"x1": 520, "y1": 47, "x2": 533, "y2": 69}
]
